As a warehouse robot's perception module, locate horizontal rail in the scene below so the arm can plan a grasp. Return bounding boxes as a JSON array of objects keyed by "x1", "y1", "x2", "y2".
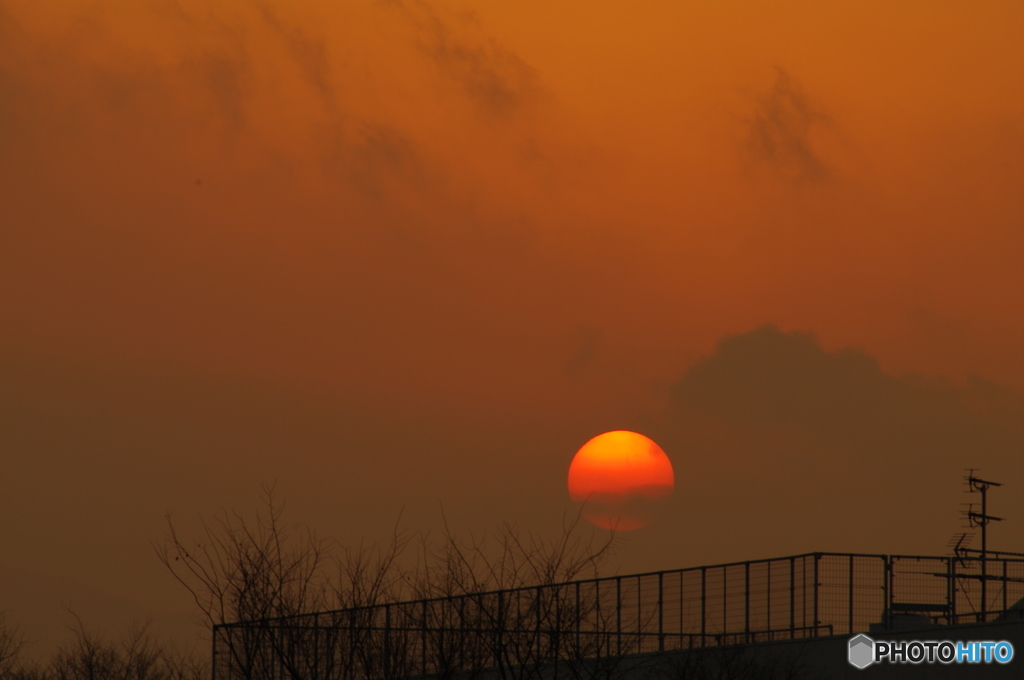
[{"x1": 219, "y1": 551, "x2": 901, "y2": 628}]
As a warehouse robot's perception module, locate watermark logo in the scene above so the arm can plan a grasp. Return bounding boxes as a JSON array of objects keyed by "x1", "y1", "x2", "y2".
[
  {"x1": 848, "y1": 634, "x2": 874, "y2": 669},
  {"x1": 848, "y1": 634, "x2": 1014, "y2": 668}
]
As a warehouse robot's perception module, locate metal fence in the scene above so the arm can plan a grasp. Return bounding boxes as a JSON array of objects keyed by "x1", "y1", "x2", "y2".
[
  {"x1": 888, "y1": 554, "x2": 1024, "y2": 626},
  {"x1": 212, "y1": 552, "x2": 1024, "y2": 680}
]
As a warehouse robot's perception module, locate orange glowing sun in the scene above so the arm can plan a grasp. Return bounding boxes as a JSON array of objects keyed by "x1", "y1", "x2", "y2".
[{"x1": 567, "y1": 430, "x2": 675, "y2": 531}]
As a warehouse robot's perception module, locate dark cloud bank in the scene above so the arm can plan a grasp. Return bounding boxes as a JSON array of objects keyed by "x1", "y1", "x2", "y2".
[{"x1": 637, "y1": 325, "x2": 1023, "y2": 571}]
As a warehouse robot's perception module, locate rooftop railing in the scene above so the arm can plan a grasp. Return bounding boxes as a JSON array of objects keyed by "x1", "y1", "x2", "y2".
[{"x1": 212, "y1": 552, "x2": 1024, "y2": 680}]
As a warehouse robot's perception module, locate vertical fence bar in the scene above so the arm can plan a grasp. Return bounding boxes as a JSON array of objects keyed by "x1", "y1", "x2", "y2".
[
  {"x1": 384, "y1": 604, "x2": 391, "y2": 680},
  {"x1": 945, "y1": 557, "x2": 954, "y2": 625},
  {"x1": 630, "y1": 577, "x2": 638, "y2": 651},
  {"x1": 554, "y1": 586, "x2": 561, "y2": 679},
  {"x1": 226, "y1": 625, "x2": 233, "y2": 680},
  {"x1": 679, "y1": 571, "x2": 684, "y2": 644},
  {"x1": 659, "y1": 573, "x2": 667, "y2": 655},
  {"x1": 536, "y1": 587, "x2": 543, "y2": 660},
  {"x1": 575, "y1": 581, "x2": 581, "y2": 653},
  {"x1": 348, "y1": 610, "x2": 355, "y2": 680},
  {"x1": 813, "y1": 554, "x2": 820, "y2": 636},
  {"x1": 422, "y1": 600, "x2": 428, "y2": 677},
  {"x1": 849, "y1": 555, "x2": 855, "y2": 635},
  {"x1": 313, "y1": 613, "x2": 320, "y2": 680},
  {"x1": 438, "y1": 601, "x2": 446, "y2": 679},
  {"x1": 722, "y1": 567, "x2": 727, "y2": 637},
  {"x1": 744, "y1": 562, "x2": 750, "y2": 639},
  {"x1": 766, "y1": 561, "x2": 771, "y2": 635},
  {"x1": 700, "y1": 567, "x2": 706, "y2": 644},
  {"x1": 886, "y1": 556, "x2": 893, "y2": 626},
  {"x1": 278, "y1": 620, "x2": 284, "y2": 680},
  {"x1": 461, "y1": 596, "x2": 468, "y2": 671},
  {"x1": 1004, "y1": 560, "x2": 1009, "y2": 614},
  {"x1": 802, "y1": 557, "x2": 808, "y2": 630},
  {"x1": 211, "y1": 625, "x2": 217, "y2": 680},
  {"x1": 948, "y1": 558, "x2": 956, "y2": 624},
  {"x1": 789, "y1": 557, "x2": 795, "y2": 637},
  {"x1": 616, "y1": 577, "x2": 622, "y2": 656}
]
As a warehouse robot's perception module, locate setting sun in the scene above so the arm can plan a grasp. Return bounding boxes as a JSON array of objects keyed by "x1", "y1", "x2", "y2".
[{"x1": 567, "y1": 431, "x2": 675, "y2": 531}]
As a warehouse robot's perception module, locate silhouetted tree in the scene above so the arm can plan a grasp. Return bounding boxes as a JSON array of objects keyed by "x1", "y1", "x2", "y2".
[
  {"x1": 0, "y1": 615, "x2": 204, "y2": 680},
  {"x1": 404, "y1": 516, "x2": 619, "y2": 680},
  {"x1": 0, "y1": 613, "x2": 25, "y2": 678},
  {"x1": 157, "y1": 485, "x2": 333, "y2": 628},
  {"x1": 159, "y1": 489, "x2": 622, "y2": 680}
]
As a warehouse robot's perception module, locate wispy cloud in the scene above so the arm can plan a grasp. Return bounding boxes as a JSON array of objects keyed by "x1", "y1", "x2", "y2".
[
  {"x1": 255, "y1": 2, "x2": 336, "y2": 112},
  {"x1": 396, "y1": 1, "x2": 544, "y2": 118},
  {"x1": 746, "y1": 68, "x2": 832, "y2": 183}
]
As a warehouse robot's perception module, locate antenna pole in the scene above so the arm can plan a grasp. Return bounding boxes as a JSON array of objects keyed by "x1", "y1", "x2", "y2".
[
  {"x1": 982, "y1": 483, "x2": 987, "y2": 561},
  {"x1": 966, "y1": 472, "x2": 1003, "y2": 621},
  {"x1": 982, "y1": 482, "x2": 988, "y2": 620}
]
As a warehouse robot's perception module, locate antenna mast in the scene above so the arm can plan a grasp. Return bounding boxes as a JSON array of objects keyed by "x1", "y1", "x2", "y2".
[{"x1": 964, "y1": 470, "x2": 1003, "y2": 620}]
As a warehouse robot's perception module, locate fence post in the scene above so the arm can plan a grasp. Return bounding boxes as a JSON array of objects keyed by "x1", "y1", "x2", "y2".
[
  {"x1": 554, "y1": 586, "x2": 561, "y2": 680},
  {"x1": 348, "y1": 610, "x2": 356, "y2": 680},
  {"x1": 789, "y1": 557, "x2": 795, "y2": 639},
  {"x1": 884, "y1": 556, "x2": 892, "y2": 627},
  {"x1": 700, "y1": 567, "x2": 706, "y2": 646},
  {"x1": 537, "y1": 586, "x2": 543, "y2": 661},
  {"x1": 384, "y1": 604, "x2": 391, "y2": 680},
  {"x1": 951, "y1": 557, "x2": 957, "y2": 623},
  {"x1": 1004, "y1": 560, "x2": 1009, "y2": 614},
  {"x1": 211, "y1": 625, "x2": 217, "y2": 680},
  {"x1": 813, "y1": 554, "x2": 820, "y2": 636},
  {"x1": 744, "y1": 562, "x2": 750, "y2": 641},
  {"x1": 616, "y1": 577, "x2": 622, "y2": 655},
  {"x1": 575, "y1": 581, "x2": 581, "y2": 653},
  {"x1": 849, "y1": 555, "x2": 855, "y2": 635},
  {"x1": 722, "y1": 567, "x2": 727, "y2": 638},
  {"x1": 659, "y1": 573, "x2": 667, "y2": 655},
  {"x1": 947, "y1": 557, "x2": 955, "y2": 625},
  {"x1": 227, "y1": 624, "x2": 234, "y2": 680},
  {"x1": 630, "y1": 573, "x2": 638, "y2": 655},
  {"x1": 276, "y1": 620, "x2": 282, "y2": 680},
  {"x1": 679, "y1": 572, "x2": 684, "y2": 646},
  {"x1": 422, "y1": 600, "x2": 428, "y2": 677},
  {"x1": 313, "y1": 613, "x2": 320, "y2": 680}
]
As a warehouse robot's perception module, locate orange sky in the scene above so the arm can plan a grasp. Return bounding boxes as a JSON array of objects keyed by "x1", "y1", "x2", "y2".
[{"x1": 1, "y1": 0, "x2": 1022, "y2": 660}]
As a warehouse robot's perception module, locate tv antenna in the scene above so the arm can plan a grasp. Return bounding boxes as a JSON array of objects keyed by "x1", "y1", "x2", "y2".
[
  {"x1": 962, "y1": 470, "x2": 1003, "y2": 619},
  {"x1": 947, "y1": 532, "x2": 973, "y2": 561},
  {"x1": 964, "y1": 470, "x2": 1003, "y2": 559}
]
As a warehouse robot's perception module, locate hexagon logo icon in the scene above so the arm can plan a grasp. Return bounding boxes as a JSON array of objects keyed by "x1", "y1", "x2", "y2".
[{"x1": 848, "y1": 634, "x2": 875, "y2": 669}]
